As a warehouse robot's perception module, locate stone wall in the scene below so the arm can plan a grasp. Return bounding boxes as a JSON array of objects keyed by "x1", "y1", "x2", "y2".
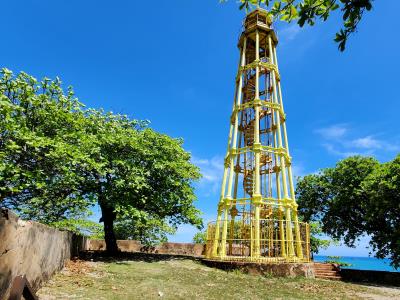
[
  {"x1": 202, "y1": 259, "x2": 315, "y2": 278},
  {"x1": 0, "y1": 208, "x2": 87, "y2": 299},
  {"x1": 88, "y1": 239, "x2": 205, "y2": 257},
  {"x1": 340, "y1": 268, "x2": 400, "y2": 286}
]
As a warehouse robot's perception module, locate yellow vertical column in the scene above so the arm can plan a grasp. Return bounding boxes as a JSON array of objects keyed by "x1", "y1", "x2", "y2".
[
  {"x1": 212, "y1": 58, "x2": 241, "y2": 258},
  {"x1": 268, "y1": 39, "x2": 286, "y2": 258},
  {"x1": 229, "y1": 131, "x2": 242, "y2": 255},
  {"x1": 212, "y1": 126, "x2": 233, "y2": 257},
  {"x1": 272, "y1": 46, "x2": 303, "y2": 258},
  {"x1": 253, "y1": 29, "x2": 261, "y2": 258},
  {"x1": 220, "y1": 37, "x2": 247, "y2": 257},
  {"x1": 305, "y1": 223, "x2": 310, "y2": 261},
  {"x1": 268, "y1": 35, "x2": 295, "y2": 258}
]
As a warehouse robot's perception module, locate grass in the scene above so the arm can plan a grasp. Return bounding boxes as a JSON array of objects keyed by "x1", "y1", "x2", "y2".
[{"x1": 38, "y1": 256, "x2": 397, "y2": 300}]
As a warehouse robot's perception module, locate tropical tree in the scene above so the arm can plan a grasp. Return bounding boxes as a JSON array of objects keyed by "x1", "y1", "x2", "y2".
[
  {"x1": 0, "y1": 69, "x2": 203, "y2": 254},
  {"x1": 318, "y1": 156, "x2": 379, "y2": 245},
  {"x1": 50, "y1": 218, "x2": 104, "y2": 239},
  {"x1": 192, "y1": 230, "x2": 208, "y2": 244},
  {"x1": 113, "y1": 211, "x2": 176, "y2": 246},
  {"x1": 296, "y1": 155, "x2": 400, "y2": 268},
  {"x1": 0, "y1": 68, "x2": 95, "y2": 222},
  {"x1": 361, "y1": 155, "x2": 400, "y2": 267},
  {"x1": 82, "y1": 113, "x2": 203, "y2": 253},
  {"x1": 228, "y1": 0, "x2": 374, "y2": 51},
  {"x1": 309, "y1": 221, "x2": 336, "y2": 257}
]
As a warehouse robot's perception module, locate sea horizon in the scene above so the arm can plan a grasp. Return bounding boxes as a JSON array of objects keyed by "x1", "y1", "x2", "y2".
[{"x1": 314, "y1": 255, "x2": 400, "y2": 272}]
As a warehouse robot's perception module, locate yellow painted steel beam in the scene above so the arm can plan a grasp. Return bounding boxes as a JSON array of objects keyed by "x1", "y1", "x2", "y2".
[
  {"x1": 225, "y1": 145, "x2": 291, "y2": 166},
  {"x1": 272, "y1": 41, "x2": 304, "y2": 259},
  {"x1": 231, "y1": 99, "x2": 286, "y2": 121},
  {"x1": 268, "y1": 34, "x2": 295, "y2": 257},
  {"x1": 212, "y1": 40, "x2": 246, "y2": 257},
  {"x1": 220, "y1": 37, "x2": 247, "y2": 258},
  {"x1": 253, "y1": 29, "x2": 261, "y2": 258},
  {"x1": 237, "y1": 61, "x2": 281, "y2": 81}
]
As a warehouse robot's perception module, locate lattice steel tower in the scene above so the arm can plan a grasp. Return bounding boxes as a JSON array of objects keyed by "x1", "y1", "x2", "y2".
[{"x1": 206, "y1": 8, "x2": 310, "y2": 262}]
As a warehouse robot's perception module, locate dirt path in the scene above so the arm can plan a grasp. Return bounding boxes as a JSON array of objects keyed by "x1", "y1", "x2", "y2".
[{"x1": 356, "y1": 285, "x2": 400, "y2": 299}]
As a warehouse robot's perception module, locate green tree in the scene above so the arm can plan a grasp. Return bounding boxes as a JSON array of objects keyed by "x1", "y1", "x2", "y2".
[
  {"x1": 192, "y1": 230, "x2": 208, "y2": 244},
  {"x1": 296, "y1": 156, "x2": 379, "y2": 245},
  {"x1": 320, "y1": 156, "x2": 379, "y2": 245},
  {"x1": 296, "y1": 172, "x2": 331, "y2": 222},
  {"x1": 0, "y1": 68, "x2": 95, "y2": 222},
  {"x1": 82, "y1": 112, "x2": 203, "y2": 253},
  {"x1": 362, "y1": 155, "x2": 400, "y2": 267},
  {"x1": 50, "y1": 217, "x2": 105, "y2": 239},
  {"x1": 228, "y1": 0, "x2": 374, "y2": 51},
  {"x1": 296, "y1": 155, "x2": 400, "y2": 268},
  {"x1": 0, "y1": 69, "x2": 203, "y2": 255},
  {"x1": 309, "y1": 221, "x2": 336, "y2": 257},
  {"x1": 113, "y1": 211, "x2": 176, "y2": 246}
]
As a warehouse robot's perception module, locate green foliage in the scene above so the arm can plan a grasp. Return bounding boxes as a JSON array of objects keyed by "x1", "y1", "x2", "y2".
[
  {"x1": 325, "y1": 255, "x2": 352, "y2": 267},
  {"x1": 192, "y1": 230, "x2": 208, "y2": 244},
  {"x1": 309, "y1": 221, "x2": 336, "y2": 255},
  {"x1": 296, "y1": 155, "x2": 400, "y2": 269},
  {"x1": 296, "y1": 172, "x2": 331, "y2": 222},
  {"x1": 85, "y1": 113, "x2": 203, "y2": 251},
  {"x1": 227, "y1": 0, "x2": 374, "y2": 51},
  {"x1": 113, "y1": 209, "x2": 176, "y2": 246},
  {"x1": 322, "y1": 156, "x2": 379, "y2": 246},
  {"x1": 361, "y1": 155, "x2": 400, "y2": 267},
  {"x1": 0, "y1": 69, "x2": 203, "y2": 252},
  {"x1": 50, "y1": 218, "x2": 104, "y2": 239},
  {"x1": 0, "y1": 68, "x2": 95, "y2": 222}
]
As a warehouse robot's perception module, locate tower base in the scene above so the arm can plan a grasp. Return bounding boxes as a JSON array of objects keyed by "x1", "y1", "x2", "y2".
[
  {"x1": 202, "y1": 259, "x2": 315, "y2": 278},
  {"x1": 206, "y1": 218, "x2": 310, "y2": 263}
]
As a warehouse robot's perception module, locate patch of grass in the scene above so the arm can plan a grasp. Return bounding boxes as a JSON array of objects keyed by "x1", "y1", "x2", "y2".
[{"x1": 38, "y1": 258, "x2": 395, "y2": 300}]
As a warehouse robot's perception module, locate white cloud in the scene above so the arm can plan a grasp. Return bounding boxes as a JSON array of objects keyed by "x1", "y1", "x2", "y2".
[
  {"x1": 349, "y1": 136, "x2": 382, "y2": 149},
  {"x1": 291, "y1": 162, "x2": 306, "y2": 178},
  {"x1": 315, "y1": 124, "x2": 399, "y2": 157},
  {"x1": 191, "y1": 155, "x2": 224, "y2": 195},
  {"x1": 278, "y1": 23, "x2": 301, "y2": 41},
  {"x1": 322, "y1": 143, "x2": 363, "y2": 158},
  {"x1": 315, "y1": 124, "x2": 348, "y2": 140}
]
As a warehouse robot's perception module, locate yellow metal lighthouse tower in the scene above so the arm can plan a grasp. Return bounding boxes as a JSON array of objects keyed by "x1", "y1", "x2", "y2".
[{"x1": 206, "y1": 8, "x2": 310, "y2": 263}]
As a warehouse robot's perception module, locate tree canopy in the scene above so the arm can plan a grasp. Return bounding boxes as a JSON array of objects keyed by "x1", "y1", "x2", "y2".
[
  {"x1": 296, "y1": 155, "x2": 400, "y2": 268},
  {"x1": 229, "y1": 0, "x2": 374, "y2": 51},
  {"x1": 192, "y1": 230, "x2": 208, "y2": 244},
  {"x1": 0, "y1": 69, "x2": 203, "y2": 253},
  {"x1": 0, "y1": 68, "x2": 93, "y2": 222}
]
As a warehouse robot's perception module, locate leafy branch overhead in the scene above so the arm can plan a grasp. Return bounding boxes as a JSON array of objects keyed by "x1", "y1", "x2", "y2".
[{"x1": 230, "y1": 0, "x2": 373, "y2": 51}]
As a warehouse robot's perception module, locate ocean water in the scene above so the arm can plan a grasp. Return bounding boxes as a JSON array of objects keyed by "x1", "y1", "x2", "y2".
[{"x1": 314, "y1": 255, "x2": 399, "y2": 272}]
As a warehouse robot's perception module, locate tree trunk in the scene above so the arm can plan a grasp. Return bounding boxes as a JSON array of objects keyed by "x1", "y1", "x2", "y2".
[{"x1": 99, "y1": 201, "x2": 119, "y2": 255}]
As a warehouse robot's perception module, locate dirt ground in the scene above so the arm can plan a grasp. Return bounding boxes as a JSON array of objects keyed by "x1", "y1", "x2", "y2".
[{"x1": 37, "y1": 258, "x2": 400, "y2": 300}]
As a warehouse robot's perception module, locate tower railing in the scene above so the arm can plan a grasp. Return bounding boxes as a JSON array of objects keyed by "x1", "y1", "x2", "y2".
[{"x1": 206, "y1": 219, "x2": 310, "y2": 263}]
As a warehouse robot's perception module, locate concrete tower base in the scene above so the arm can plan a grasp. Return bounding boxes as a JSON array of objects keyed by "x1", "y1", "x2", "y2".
[{"x1": 202, "y1": 259, "x2": 315, "y2": 278}]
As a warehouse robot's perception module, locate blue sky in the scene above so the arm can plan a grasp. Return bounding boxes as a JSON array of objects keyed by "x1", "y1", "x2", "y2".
[{"x1": 2, "y1": 0, "x2": 399, "y2": 257}]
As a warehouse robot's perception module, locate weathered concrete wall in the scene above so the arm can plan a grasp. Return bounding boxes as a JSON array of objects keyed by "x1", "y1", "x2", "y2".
[
  {"x1": 340, "y1": 268, "x2": 400, "y2": 286},
  {"x1": 0, "y1": 208, "x2": 87, "y2": 299},
  {"x1": 88, "y1": 239, "x2": 205, "y2": 257},
  {"x1": 201, "y1": 259, "x2": 315, "y2": 278}
]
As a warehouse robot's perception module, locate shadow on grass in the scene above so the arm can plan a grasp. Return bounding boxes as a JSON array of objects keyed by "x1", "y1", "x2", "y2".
[{"x1": 78, "y1": 250, "x2": 202, "y2": 264}]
